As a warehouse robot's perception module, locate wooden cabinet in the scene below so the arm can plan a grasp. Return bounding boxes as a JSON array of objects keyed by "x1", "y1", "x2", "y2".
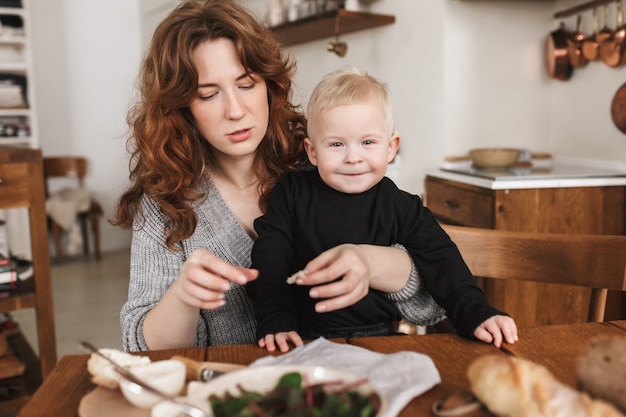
[
  {"x1": 270, "y1": 9, "x2": 395, "y2": 46},
  {"x1": 0, "y1": 0, "x2": 38, "y2": 148},
  {"x1": 425, "y1": 175, "x2": 626, "y2": 327},
  {"x1": 0, "y1": 146, "x2": 55, "y2": 413}
]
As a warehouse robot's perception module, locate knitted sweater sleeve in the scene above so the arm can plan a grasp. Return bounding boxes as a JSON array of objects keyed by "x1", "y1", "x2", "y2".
[
  {"x1": 119, "y1": 196, "x2": 202, "y2": 352},
  {"x1": 386, "y1": 244, "x2": 447, "y2": 327}
]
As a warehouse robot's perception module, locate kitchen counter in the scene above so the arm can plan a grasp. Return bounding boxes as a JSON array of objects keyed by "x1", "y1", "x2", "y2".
[{"x1": 425, "y1": 155, "x2": 626, "y2": 190}]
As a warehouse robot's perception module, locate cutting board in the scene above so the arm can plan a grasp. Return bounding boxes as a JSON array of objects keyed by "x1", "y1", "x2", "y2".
[
  {"x1": 79, "y1": 387, "x2": 149, "y2": 417},
  {"x1": 78, "y1": 361, "x2": 246, "y2": 417}
]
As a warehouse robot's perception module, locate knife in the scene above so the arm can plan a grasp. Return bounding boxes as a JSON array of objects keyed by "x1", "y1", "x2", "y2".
[{"x1": 171, "y1": 355, "x2": 245, "y2": 381}]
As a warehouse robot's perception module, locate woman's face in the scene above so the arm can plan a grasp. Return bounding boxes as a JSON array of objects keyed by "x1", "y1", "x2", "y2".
[{"x1": 189, "y1": 38, "x2": 269, "y2": 162}]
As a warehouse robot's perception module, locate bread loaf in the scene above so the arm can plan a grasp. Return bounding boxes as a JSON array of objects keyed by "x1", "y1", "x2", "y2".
[
  {"x1": 467, "y1": 355, "x2": 624, "y2": 417},
  {"x1": 86, "y1": 348, "x2": 151, "y2": 389},
  {"x1": 577, "y1": 334, "x2": 626, "y2": 414}
]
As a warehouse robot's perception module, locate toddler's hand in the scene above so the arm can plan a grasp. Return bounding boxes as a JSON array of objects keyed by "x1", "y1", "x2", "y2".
[
  {"x1": 258, "y1": 331, "x2": 304, "y2": 353},
  {"x1": 474, "y1": 315, "x2": 518, "y2": 348}
]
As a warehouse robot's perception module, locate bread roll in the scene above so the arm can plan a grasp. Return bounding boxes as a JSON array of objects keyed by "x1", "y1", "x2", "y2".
[
  {"x1": 467, "y1": 355, "x2": 624, "y2": 417},
  {"x1": 86, "y1": 348, "x2": 151, "y2": 389},
  {"x1": 577, "y1": 334, "x2": 626, "y2": 414}
]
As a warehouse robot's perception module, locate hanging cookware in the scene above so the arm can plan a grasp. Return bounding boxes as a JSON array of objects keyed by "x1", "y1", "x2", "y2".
[
  {"x1": 545, "y1": 21, "x2": 573, "y2": 80},
  {"x1": 600, "y1": 1, "x2": 626, "y2": 67},
  {"x1": 567, "y1": 14, "x2": 589, "y2": 68},
  {"x1": 611, "y1": 82, "x2": 626, "y2": 134},
  {"x1": 596, "y1": 4, "x2": 615, "y2": 55},
  {"x1": 582, "y1": 8, "x2": 601, "y2": 61}
]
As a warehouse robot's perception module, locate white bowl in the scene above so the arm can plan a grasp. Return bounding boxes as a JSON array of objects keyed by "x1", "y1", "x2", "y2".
[
  {"x1": 152, "y1": 365, "x2": 386, "y2": 417},
  {"x1": 119, "y1": 359, "x2": 186, "y2": 410}
]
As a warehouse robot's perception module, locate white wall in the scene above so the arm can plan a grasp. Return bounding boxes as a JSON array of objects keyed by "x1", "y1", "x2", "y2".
[
  {"x1": 30, "y1": 0, "x2": 626, "y2": 254},
  {"x1": 31, "y1": 0, "x2": 141, "y2": 253}
]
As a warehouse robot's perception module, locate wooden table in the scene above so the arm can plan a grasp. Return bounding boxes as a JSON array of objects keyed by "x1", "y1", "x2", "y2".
[{"x1": 16, "y1": 320, "x2": 626, "y2": 417}]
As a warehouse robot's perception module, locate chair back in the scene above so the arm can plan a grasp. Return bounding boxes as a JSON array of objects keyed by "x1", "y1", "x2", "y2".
[
  {"x1": 441, "y1": 224, "x2": 626, "y2": 322},
  {"x1": 43, "y1": 157, "x2": 88, "y2": 190}
]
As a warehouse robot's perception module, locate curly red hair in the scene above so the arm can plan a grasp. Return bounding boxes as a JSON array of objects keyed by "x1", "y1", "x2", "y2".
[{"x1": 113, "y1": 0, "x2": 307, "y2": 250}]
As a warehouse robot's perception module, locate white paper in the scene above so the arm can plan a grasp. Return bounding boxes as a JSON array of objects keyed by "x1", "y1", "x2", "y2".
[{"x1": 250, "y1": 338, "x2": 441, "y2": 417}]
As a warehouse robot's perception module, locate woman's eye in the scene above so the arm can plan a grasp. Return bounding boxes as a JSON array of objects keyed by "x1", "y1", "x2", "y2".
[
  {"x1": 239, "y1": 83, "x2": 255, "y2": 90},
  {"x1": 198, "y1": 91, "x2": 218, "y2": 101}
]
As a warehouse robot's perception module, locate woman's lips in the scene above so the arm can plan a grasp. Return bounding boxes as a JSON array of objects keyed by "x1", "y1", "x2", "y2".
[{"x1": 228, "y1": 128, "x2": 252, "y2": 142}]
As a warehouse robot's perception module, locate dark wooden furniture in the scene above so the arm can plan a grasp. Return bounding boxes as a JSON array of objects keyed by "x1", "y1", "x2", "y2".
[
  {"x1": 441, "y1": 224, "x2": 626, "y2": 322},
  {"x1": 425, "y1": 175, "x2": 626, "y2": 326},
  {"x1": 270, "y1": 9, "x2": 395, "y2": 46},
  {"x1": 43, "y1": 156, "x2": 103, "y2": 264},
  {"x1": 15, "y1": 320, "x2": 626, "y2": 417},
  {"x1": 0, "y1": 146, "x2": 56, "y2": 414}
]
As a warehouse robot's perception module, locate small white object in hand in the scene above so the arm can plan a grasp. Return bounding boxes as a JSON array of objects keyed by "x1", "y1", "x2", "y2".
[{"x1": 286, "y1": 270, "x2": 306, "y2": 284}]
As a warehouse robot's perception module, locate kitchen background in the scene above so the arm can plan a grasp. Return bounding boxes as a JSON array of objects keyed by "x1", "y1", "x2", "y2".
[{"x1": 26, "y1": 0, "x2": 626, "y2": 257}]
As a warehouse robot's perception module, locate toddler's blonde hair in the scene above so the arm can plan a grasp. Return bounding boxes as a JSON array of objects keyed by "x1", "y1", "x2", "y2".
[{"x1": 306, "y1": 67, "x2": 394, "y2": 136}]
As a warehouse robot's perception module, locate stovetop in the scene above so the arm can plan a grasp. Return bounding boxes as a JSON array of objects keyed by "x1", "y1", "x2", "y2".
[{"x1": 441, "y1": 164, "x2": 626, "y2": 181}]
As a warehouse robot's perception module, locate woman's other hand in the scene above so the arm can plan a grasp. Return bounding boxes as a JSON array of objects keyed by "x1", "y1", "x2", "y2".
[{"x1": 174, "y1": 248, "x2": 258, "y2": 310}]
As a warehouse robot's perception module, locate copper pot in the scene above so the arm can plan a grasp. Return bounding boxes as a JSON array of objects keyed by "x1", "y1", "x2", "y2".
[
  {"x1": 583, "y1": 6, "x2": 613, "y2": 61},
  {"x1": 567, "y1": 15, "x2": 589, "y2": 68},
  {"x1": 545, "y1": 22, "x2": 572, "y2": 81},
  {"x1": 600, "y1": 1, "x2": 626, "y2": 67},
  {"x1": 582, "y1": 8, "x2": 600, "y2": 61}
]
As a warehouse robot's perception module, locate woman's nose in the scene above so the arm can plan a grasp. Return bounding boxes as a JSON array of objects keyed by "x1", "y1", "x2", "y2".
[{"x1": 225, "y1": 92, "x2": 246, "y2": 120}]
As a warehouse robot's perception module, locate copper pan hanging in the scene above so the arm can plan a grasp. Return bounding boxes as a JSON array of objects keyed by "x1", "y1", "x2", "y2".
[
  {"x1": 600, "y1": 1, "x2": 626, "y2": 67},
  {"x1": 582, "y1": 8, "x2": 600, "y2": 60},
  {"x1": 567, "y1": 14, "x2": 589, "y2": 68},
  {"x1": 584, "y1": 5, "x2": 613, "y2": 61},
  {"x1": 545, "y1": 21, "x2": 573, "y2": 80}
]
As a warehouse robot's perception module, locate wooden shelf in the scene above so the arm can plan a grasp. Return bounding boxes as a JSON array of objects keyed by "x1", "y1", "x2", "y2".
[
  {"x1": 0, "y1": 279, "x2": 36, "y2": 312},
  {"x1": 270, "y1": 9, "x2": 395, "y2": 46},
  {"x1": 0, "y1": 331, "x2": 43, "y2": 416}
]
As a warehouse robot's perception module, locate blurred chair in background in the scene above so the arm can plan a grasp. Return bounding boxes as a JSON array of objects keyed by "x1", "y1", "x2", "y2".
[{"x1": 43, "y1": 157, "x2": 103, "y2": 264}]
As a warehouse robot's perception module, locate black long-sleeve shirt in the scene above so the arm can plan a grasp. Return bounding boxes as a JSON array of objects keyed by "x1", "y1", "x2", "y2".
[{"x1": 248, "y1": 169, "x2": 503, "y2": 341}]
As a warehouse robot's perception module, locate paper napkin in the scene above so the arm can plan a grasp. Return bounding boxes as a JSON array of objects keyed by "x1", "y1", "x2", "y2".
[{"x1": 250, "y1": 337, "x2": 441, "y2": 417}]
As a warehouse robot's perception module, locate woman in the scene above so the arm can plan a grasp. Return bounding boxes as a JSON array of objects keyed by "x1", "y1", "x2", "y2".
[{"x1": 114, "y1": 0, "x2": 448, "y2": 352}]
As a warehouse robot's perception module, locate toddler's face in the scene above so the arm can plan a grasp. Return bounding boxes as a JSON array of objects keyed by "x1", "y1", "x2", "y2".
[{"x1": 304, "y1": 99, "x2": 399, "y2": 194}]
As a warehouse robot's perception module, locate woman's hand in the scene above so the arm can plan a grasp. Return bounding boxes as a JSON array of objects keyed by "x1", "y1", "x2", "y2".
[
  {"x1": 294, "y1": 244, "x2": 411, "y2": 313},
  {"x1": 174, "y1": 248, "x2": 258, "y2": 310},
  {"x1": 144, "y1": 248, "x2": 258, "y2": 349},
  {"x1": 258, "y1": 331, "x2": 303, "y2": 353}
]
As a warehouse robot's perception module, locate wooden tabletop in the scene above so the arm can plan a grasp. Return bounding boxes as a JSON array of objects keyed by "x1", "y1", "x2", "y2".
[{"x1": 16, "y1": 320, "x2": 626, "y2": 417}]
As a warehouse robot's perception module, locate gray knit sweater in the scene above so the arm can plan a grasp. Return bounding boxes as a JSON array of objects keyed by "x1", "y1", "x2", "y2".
[{"x1": 120, "y1": 177, "x2": 444, "y2": 352}]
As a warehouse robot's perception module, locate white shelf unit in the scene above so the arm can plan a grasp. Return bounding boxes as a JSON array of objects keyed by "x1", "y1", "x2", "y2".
[{"x1": 0, "y1": 1, "x2": 37, "y2": 148}]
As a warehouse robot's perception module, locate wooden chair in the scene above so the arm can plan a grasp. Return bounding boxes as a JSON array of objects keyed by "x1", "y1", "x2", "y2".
[
  {"x1": 441, "y1": 224, "x2": 626, "y2": 323},
  {"x1": 43, "y1": 157, "x2": 103, "y2": 263}
]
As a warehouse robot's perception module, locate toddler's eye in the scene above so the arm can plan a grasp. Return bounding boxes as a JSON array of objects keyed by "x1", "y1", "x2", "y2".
[{"x1": 330, "y1": 142, "x2": 343, "y2": 147}]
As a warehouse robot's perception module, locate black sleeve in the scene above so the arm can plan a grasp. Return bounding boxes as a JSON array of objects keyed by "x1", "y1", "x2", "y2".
[
  {"x1": 399, "y1": 197, "x2": 506, "y2": 339},
  {"x1": 247, "y1": 178, "x2": 299, "y2": 340}
]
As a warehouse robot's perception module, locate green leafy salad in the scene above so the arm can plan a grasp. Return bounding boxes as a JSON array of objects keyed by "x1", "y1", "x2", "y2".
[{"x1": 208, "y1": 371, "x2": 382, "y2": 417}]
